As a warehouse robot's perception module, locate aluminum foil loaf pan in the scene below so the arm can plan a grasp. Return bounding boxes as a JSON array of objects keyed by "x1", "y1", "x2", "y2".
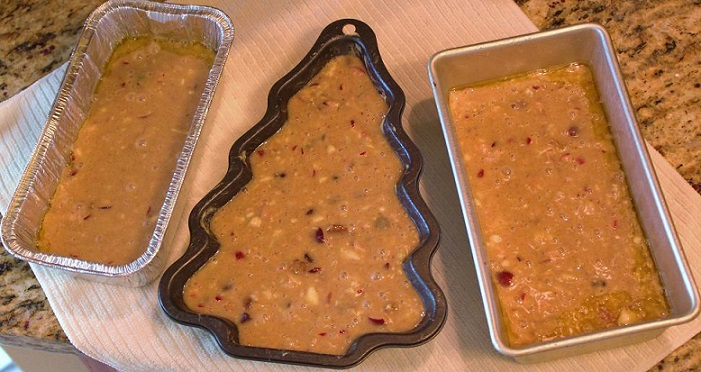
[
  {"x1": 428, "y1": 23, "x2": 699, "y2": 362},
  {"x1": 0, "y1": 0, "x2": 234, "y2": 286},
  {"x1": 159, "y1": 19, "x2": 447, "y2": 368}
]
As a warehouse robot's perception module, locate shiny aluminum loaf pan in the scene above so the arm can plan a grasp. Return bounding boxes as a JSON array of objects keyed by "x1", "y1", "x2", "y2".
[
  {"x1": 428, "y1": 23, "x2": 699, "y2": 362},
  {"x1": 0, "y1": 0, "x2": 234, "y2": 286},
  {"x1": 159, "y1": 19, "x2": 447, "y2": 368}
]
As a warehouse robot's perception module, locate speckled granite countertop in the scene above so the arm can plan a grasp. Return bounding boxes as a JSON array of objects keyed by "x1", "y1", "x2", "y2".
[{"x1": 0, "y1": 0, "x2": 699, "y2": 368}]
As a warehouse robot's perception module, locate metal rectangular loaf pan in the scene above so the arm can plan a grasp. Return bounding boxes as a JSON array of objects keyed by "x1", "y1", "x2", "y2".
[
  {"x1": 0, "y1": 0, "x2": 234, "y2": 286},
  {"x1": 159, "y1": 19, "x2": 447, "y2": 368},
  {"x1": 428, "y1": 23, "x2": 699, "y2": 362}
]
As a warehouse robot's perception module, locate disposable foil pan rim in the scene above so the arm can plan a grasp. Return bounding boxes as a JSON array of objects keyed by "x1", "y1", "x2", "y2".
[{"x1": 1, "y1": 0, "x2": 234, "y2": 286}]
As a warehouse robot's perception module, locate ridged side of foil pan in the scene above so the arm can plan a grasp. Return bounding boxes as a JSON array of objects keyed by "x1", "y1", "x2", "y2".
[{"x1": 0, "y1": 0, "x2": 234, "y2": 287}]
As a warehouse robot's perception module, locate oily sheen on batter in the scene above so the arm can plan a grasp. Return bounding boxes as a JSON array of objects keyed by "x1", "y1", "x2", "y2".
[
  {"x1": 37, "y1": 38, "x2": 214, "y2": 265},
  {"x1": 449, "y1": 64, "x2": 668, "y2": 347},
  {"x1": 183, "y1": 55, "x2": 424, "y2": 355}
]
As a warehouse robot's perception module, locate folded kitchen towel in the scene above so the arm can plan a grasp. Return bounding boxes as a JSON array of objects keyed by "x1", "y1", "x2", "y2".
[{"x1": 1, "y1": 1, "x2": 701, "y2": 371}]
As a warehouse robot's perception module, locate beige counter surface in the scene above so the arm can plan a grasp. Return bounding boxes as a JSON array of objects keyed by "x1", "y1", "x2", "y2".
[{"x1": 0, "y1": 0, "x2": 698, "y2": 369}]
